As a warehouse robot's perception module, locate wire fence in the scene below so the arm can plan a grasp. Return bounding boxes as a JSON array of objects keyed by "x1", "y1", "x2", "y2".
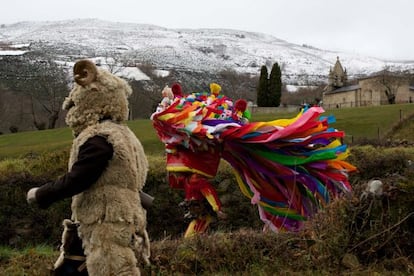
[
  {"x1": 323, "y1": 99, "x2": 413, "y2": 110},
  {"x1": 342, "y1": 108, "x2": 411, "y2": 145}
]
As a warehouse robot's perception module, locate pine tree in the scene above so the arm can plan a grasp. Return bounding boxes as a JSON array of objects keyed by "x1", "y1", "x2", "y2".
[
  {"x1": 269, "y1": 62, "x2": 282, "y2": 107},
  {"x1": 257, "y1": 65, "x2": 269, "y2": 107}
]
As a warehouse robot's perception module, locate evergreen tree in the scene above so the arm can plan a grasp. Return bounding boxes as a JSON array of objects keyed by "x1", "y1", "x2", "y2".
[
  {"x1": 269, "y1": 62, "x2": 282, "y2": 107},
  {"x1": 257, "y1": 65, "x2": 269, "y2": 107}
]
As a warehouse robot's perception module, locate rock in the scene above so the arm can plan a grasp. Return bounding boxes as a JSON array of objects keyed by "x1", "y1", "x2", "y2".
[{"x1": 367, "y1": 179, "x2": 383, "y2": 197}]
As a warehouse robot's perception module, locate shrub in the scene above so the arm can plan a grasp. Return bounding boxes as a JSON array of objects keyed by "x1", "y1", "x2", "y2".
[
  {"x1": 0, "y1": 159, "x2": 31, "y2": 182},
  {"x1": 1, "y1": 145, "x2": 413, "y2": 252},
  {"x1": 349, "y1": 145, "x2": 410, "y2": 179},
  {"x1": 9, "y1": 126, "x2": 18, "y2": 133},
  {"x1": 302, "y1": 182, "x2": 414, "y2": 270},
  {"x1": 0, "y1": 153, "x2": 260, "y2": 247}
]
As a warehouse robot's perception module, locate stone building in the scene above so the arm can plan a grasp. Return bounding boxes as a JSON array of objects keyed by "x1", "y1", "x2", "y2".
[{"x1": 322, "y1": 57, "x2": 414, "y2": 109}]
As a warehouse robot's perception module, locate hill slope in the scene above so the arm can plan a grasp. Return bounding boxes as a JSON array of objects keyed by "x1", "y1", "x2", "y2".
[{"x1": 1, "y1": 19, "x2": 414, "y2": 85}]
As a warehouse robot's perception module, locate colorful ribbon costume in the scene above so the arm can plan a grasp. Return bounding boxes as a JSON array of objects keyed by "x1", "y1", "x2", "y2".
[{"x1": 151, "y1": 83, "x2": 356, "y2": 237}]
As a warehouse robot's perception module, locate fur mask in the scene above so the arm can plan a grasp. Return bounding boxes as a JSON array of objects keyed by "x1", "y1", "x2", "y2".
[{"x1": 62, "y1": 59, "x2": 132, "y2": 136}]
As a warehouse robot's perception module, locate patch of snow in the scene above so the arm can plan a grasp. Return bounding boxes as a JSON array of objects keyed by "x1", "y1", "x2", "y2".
[
  {"x1": 1, "y1": 19, "x2": 413, "y2": 84},
  {"x1": 286, "y1": 85, "x2": 300, "y2": 92},
  {"x1": 116, "y1": 67, "x2": 150, "y2": 81},
  {"x1": 10, "y1": 43, "x2": 31, "y2": 48},
  {"x1": 153, "y1": 69, "x2": 170, "y2": 78},
  {"x1": 0, "y1": 50, "x2": 27, "y2": 56}
]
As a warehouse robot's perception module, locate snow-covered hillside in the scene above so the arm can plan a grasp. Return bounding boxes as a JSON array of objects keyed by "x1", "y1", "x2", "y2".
[{"x1": 1, "y1": 19, "x2": 413, "y2": 85}]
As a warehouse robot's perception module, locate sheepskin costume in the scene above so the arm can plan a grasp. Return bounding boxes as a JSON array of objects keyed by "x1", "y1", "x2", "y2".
[{"x1": 61, "y1": 59, "x2": 150, "y2": 275}]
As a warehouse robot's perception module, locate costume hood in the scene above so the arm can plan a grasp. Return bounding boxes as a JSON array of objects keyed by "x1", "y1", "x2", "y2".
[{"x1": 62, "y1": 59, "x2": 132, "y2": 135}]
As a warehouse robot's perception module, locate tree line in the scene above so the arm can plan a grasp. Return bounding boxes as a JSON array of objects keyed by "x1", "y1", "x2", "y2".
[
  {"x1": 1, "y1": 53, "x2": 332, "y2": 134},
  {"x1": 0, "y1": 54, "x2": 265, "y2": 133},
  {"x1": 3, "y1": 51, "x2": 412, "y2": 134}
]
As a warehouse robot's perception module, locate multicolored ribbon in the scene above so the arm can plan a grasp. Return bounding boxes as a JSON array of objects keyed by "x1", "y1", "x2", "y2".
[{"x1": 152, "y1": 87, "x2": 356, "y2": 232}]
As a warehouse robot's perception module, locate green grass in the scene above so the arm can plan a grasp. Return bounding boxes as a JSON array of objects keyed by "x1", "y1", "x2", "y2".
[
  {"x1": 250, "y1": 103, "x2": 414, "y2": 143},
  {"x1": 0, "y1": 245, "x2": 57, "y2": 276},
  {"x1": 0, "y1": 245, "x2": 55, "y2": 258},
  {"x1": 1, "y1": 104, "x2": 414, "y2": 275},
  {"x1": 0, "y1": 127, "x2": 73, "y2": 159},
  {"x1": 1, "y1": 104, "x2": 413, "y2": 160},
  {"x1": 126, "y1": 119, "x2": 165, "y2": 155},
  {"x1": 0, "y1": 119, "x2": 163, "y2": 160},
  {"x1": 325, "y1": 104, "x2": 414, "y2": 141}
]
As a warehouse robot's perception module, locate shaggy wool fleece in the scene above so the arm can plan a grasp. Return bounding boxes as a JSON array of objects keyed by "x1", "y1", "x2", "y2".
[{"x1": 62, "y1": 60, "x2": 149, "y2": 275}]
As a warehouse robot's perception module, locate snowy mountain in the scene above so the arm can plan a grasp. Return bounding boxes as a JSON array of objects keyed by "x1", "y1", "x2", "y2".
[{"x1": 1, "y1": 18, "x2": 413, "y2": 85}]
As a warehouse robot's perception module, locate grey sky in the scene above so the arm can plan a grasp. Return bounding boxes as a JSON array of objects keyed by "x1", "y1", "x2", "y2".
[{"x1": 1, "y1": 0, "x2": 413, "y2": 60}]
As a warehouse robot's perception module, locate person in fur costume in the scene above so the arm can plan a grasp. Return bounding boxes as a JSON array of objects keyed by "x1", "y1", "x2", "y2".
[{"x1": 26, "y1": 59, "x2": 150, "y2": 276}]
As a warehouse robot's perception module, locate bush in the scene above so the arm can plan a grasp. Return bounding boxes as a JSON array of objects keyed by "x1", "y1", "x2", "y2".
[
  {"x1": 0, "y1": 159, "x2": 31, "y2": 182},
  {"x1": 1, "y1": 146, "x2": 414, "y2": 274},
  {"x1": 0, "y1": 173, "x2": 71, "y2": 248},
  {"x1": 1, "y1": 145, "x2": 413, "y2": 251},
  {"x1": 348, "y1": 145, "x2": 410, "y2": 179},
  {"x1": 0, "y1": 153, "x2": 261, "y2": 247},
  {"x1": 302, "y1": 183, "x2": 414, "y2": 270},
  {"x1": 143, "y1": 157, "x2": 261, "y2": 239},
  {"x1": 9, "y1": 126, "x2": 18, "y2": 133}
]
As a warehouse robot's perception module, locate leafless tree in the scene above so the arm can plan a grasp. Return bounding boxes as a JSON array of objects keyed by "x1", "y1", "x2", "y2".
[
  {"x1": 97, "y1": 52, "x2": 125, "y2": 75},
  {"x1": 281, "y1": 85, "x2": 324, "y2": 106},
  {"x1": 0, "y1": 55, "x2": 70, "y2": 130},
  {"x1": 375, "y1": 67, "x2": 411, "y2": 104},
  {"x1": 27, "y1": 59, "x2": 70, "y2": 129},
  {"x1": 219, "y1": 69, "x2": 257, "y2": 101}
]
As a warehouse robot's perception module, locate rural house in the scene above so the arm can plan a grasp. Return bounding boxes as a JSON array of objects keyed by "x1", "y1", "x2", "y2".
[{"x1": 322, "y1": 57, "x2": 414, "y2": 109}]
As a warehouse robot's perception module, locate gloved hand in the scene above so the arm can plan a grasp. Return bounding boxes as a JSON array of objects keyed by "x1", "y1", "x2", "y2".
[{"x1": 27, "y1": 187, "x2": 39, "y2": 204}]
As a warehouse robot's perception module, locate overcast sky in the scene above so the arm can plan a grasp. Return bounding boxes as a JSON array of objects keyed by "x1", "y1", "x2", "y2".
[{"x1": 1, "y1": 0, "x2": 413, "y2": 61}]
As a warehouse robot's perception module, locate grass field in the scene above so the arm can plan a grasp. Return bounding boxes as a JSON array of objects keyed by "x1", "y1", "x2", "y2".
[
  {"x1": 0, "y1": 103, "x2": 413, "y2": 160},
  {"x1": 1, "y1": 104, "x2": 414, "y2": 275}
]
